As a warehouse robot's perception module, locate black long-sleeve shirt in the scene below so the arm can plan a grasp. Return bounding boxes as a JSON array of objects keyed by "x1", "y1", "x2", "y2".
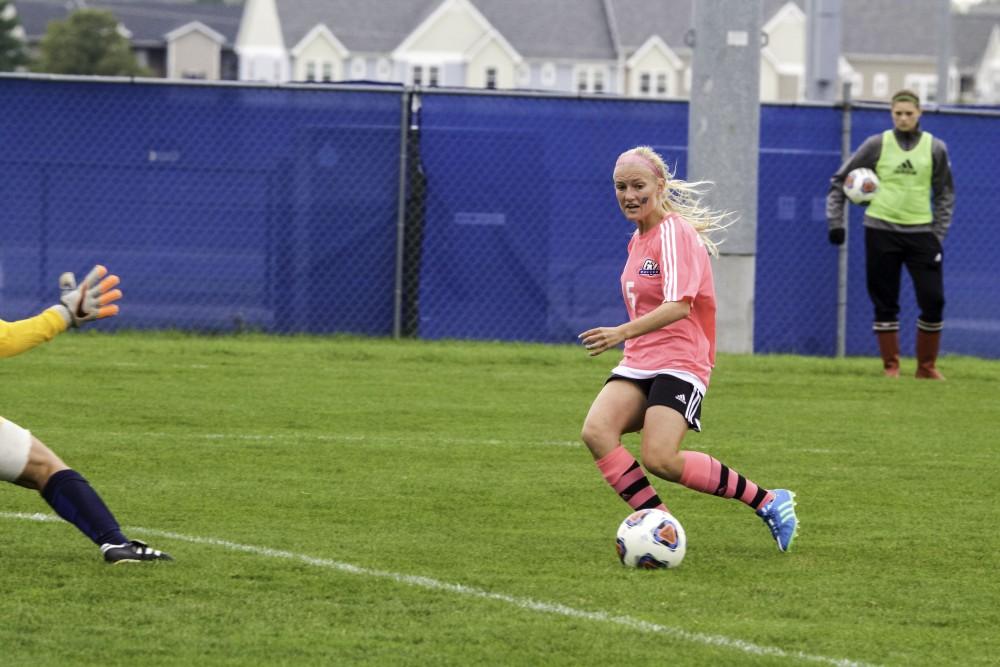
[{"x1": 826, "y1": 126, "x2": 955, "y2": 242}]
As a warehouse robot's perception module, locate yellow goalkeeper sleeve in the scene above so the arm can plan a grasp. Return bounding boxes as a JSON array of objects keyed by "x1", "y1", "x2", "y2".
[{"x1": 0, "y1": 307, "x2": 69, "y2": 359}]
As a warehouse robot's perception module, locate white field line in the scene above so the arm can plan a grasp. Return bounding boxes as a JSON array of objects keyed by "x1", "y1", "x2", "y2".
[{"x1": 1, "y1": 511, "x2": 873, "y2": 667}]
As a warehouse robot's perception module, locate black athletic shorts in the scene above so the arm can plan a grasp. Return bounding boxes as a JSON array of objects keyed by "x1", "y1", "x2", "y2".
[{"x1": 606, "y1": 373, "x2": 704, "y2": 432}]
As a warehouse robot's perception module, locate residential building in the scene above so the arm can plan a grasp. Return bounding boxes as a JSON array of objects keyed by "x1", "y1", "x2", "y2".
[
  {"x1": 12, "y1": 0, "x2": 242, "y2": 80},
  {"x1": 9, "y1": 0, "x2": 1000, "y2": 103}
]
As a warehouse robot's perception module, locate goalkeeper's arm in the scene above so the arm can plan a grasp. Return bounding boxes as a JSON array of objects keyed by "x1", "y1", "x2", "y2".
[
  {"x1": 0, "y1": 265, "x2": 122, "y2": 360},
  {"x1": 0, "y1": 308, "x2": 69, "y2": 359}
]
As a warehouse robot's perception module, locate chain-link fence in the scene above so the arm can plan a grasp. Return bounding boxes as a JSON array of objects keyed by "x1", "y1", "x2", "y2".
[
  {"x1": 844, "y1": 105, "x2": 999, "y2": 359},
  {"x1": 3, "y1": 74, "x2": 998, "y2": 358},
  {"x1": 2, "y1": 76, "x2": 405, "y2": 335}
]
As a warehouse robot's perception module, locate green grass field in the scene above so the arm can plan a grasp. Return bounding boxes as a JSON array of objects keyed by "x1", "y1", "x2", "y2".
[{"x1": 1, "y1": 332, "x2": 997, "y2": 666}]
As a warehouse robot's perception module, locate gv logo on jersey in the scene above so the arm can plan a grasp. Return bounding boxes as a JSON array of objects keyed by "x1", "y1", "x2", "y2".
[{"x1": 638, "y1": 258, "x2": 660, "y2": 276}]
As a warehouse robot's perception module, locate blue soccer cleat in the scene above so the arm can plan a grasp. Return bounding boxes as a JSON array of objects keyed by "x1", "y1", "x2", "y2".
[{"x1": 756, "y1": 489, "x2": 798, "y2": 553}]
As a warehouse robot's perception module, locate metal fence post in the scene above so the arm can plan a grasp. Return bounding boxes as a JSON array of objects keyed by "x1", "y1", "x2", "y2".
[
  {"x1": 836, "y1": 82, "x2": 852, "y2": 358},
  {"x1": 393, "y1": 88, "x2": 411, "y2": 339}
]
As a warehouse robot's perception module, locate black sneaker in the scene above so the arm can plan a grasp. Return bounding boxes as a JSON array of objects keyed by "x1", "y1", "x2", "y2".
[{"x1": 101, "y1": 540, "x2": 173, "y2": 564}]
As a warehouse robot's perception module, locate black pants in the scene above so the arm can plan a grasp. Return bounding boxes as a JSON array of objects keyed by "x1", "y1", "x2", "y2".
[{"x1": 865, "y1": 227, "x2": 945, "y2": 327}]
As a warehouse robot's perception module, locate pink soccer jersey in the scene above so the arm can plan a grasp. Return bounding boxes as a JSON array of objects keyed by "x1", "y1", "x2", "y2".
[{"x1": 613, "y1": 213, "x2": 717, "y2": 388}]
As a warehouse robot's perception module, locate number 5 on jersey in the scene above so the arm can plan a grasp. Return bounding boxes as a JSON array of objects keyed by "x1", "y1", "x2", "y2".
[{"x1": 625, "y1": 281, "x2": 637, "y2": 316}]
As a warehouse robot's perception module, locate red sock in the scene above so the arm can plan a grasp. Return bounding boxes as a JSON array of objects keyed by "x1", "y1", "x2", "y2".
[
  {"x1": 596, "y1": 446, "x2": 667, "y2": 512},
  {"x1": 678, "y1": 451, "x2": 772, "y2": 510}
]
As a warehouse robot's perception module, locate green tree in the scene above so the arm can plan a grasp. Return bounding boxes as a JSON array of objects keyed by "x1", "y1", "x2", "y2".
[
  {"x1": 0, "y1": 0, "x2": 28, "y2": 71},
  {"x1": 33, "y1": 9, "x2": 148, "y2": 76}
]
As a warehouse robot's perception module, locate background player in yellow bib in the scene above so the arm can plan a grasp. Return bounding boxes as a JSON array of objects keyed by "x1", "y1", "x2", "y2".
[
  {"x1": 826, "y1": 89, "x2": 955, "y2": 379},
  {"x1": 1, "y1": 266, "x2": 172, "y2": 563}
]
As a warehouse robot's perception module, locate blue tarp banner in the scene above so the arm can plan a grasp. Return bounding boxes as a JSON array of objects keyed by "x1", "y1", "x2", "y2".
[{"x1": 3, "y1": 78, "x2": 997, "y2": 358}]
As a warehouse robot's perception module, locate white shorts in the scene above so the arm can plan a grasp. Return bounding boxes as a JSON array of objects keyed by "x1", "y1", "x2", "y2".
[{"x1": 0, "y1": 417, "x2": 31, "y2": 482}]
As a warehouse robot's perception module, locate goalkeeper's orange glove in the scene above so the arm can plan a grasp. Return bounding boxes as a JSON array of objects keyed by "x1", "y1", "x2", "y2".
[{"x1": 56, "y1": 265, "x2": 122, "y2": 328}]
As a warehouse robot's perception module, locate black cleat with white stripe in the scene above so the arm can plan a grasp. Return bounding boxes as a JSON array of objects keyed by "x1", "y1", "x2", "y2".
[{"x1": 101, "y1": 540, "x2": 173, "y2": 564}]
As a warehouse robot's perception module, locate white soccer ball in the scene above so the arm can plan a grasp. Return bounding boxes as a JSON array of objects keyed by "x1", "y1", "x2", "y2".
[
  {"x1": 843, "y1": 167, "x2": 880, "y2": 205},
  {"x1": 615, "y1": 508, "x2": 686, "y2": 569}
]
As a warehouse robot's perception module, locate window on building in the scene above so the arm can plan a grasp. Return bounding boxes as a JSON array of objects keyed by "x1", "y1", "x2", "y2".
[
  {"x1": 848, "y1": 72, "x2": 863, "y2": 98},
  {"x1": 904, "y1": 74, "x2": 936, "y2": 103},
  {"x1": 485, "y1": 67, "x2": 497, "y2": 89},
  {"x1": 656, "y1": 73, "x2": 667, "y2": 95},
  {"x1": 873, "y1": 72, "x2": 889, "y2": 98},
  {"x1": 517, "y1": 64, "x2": 531, "y2": 86},
  {"x1": 322, "y1": 62, "x2": 333, "y2": 82},
  {"x1": 412, "y1": 65, "x2": 423, "y2": 86},
  {"x1": 376, "y1": 58, "x2": 392, "y2": 81},
  {"x1": 305, "y1": 61, "x2": 316, "y2": 82},
  {"x1": 429, "y1": 66, "x2": 440, "y2": 87},
  {"x1": 640, "y1": 72, "x2": 651, "y2": 94},
  {"x1": 593, "y1": 69, "x2": 605, "y2": 93},
  {"x1": 541, "y1": 62, "x2": 556, "y2": 86},
  {"x1": 577, "y1": 69, "x2": 588, "y2": 92},
  {"x1": 350, "y1": 57, "x2": 366, "y2": 79}
]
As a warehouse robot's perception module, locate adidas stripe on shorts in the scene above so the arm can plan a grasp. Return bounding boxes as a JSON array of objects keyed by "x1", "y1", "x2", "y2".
[{"x1": 607, "y1": 373, "x2": 704, "y2": 432}]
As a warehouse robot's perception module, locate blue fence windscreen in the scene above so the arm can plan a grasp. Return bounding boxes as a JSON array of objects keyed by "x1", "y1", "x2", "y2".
[
  {"x1": 1, "y1": 78, "x2": 402, "y2": 334},
  {"x1": 756, "y1": 104, "x2": 843, "y2": 355},
  {"x1": 416, "y1": 93, "x2": 688, "y2": 342},
  {"x1": 3, "y1": 77, "x2": 998, "y2": 359}
]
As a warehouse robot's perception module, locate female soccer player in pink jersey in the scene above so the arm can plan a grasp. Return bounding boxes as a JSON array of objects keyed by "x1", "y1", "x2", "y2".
[{"x1": 578, "y1": 146, "x2": 798, "y2": 552}]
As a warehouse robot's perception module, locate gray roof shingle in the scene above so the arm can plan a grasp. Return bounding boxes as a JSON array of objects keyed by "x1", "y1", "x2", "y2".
[
  {"x1": 840, "y1": 0, "x2": 943, "y2": 58},
  {"x1": 275, "y1": 0, "x2": 615, "y2": 59},
  {"x1": 952, "y1": 8, "x2": 1000, "y2": 70},
  {"x1": 474, "y1": 0, "x2": 615, "y2": 60},
  {"x1": 274, "y1": 0, "x2": 438, "y2": 52},
  {"x1": 608, "y1": 0, "x2": 691, "y2": 53}
]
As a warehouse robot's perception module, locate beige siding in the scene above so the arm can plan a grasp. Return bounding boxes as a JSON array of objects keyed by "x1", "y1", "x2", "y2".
[
  {"x1": 293, "y1": 36, "x2": 344, "y2": 81},
  {"x1": 777, "y1": 72, "x2": 800, "y2": 101},
  {"x1": 467, "y1": 40, "x2": 515, "y2": 88},
  {"x1": 767, "y1": 14, "x2": 804, "y2": 66},
  {"x1": 236, "y1": 0, "x2": 283, "y2": 50},
  {"x1": 409, "y1": 8, "x2": 482, "y2": 53},
  {"x1": 170, "y1": 32, "x2": 221, "y2": 80},
  {"x1": 846, "y1": 59, "x2": 936, "y2": 101},
  {"x1": 627, "y1": 49, "x2": 677, "y2": 97},
  {"x1": 760, "y1": 57, "x2": 779, "y2": 101}
]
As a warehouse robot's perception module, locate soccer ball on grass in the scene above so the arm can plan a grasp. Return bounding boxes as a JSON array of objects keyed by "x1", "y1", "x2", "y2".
[
  {"x1": 843, "y1": 167, "x2": 879, "y2": 205},
  {"x1": 615, "y1": 508, "x2": 686, "y2": 569}
]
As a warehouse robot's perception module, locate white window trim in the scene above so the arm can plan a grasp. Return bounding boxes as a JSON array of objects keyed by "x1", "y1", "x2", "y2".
[
  {"x1": 573, "y1": 64, "x2": 610, "y2": 94},
  {"x1": 903, "y1": 73, "x2": 937, "y2": 103},
  {"x1": 873, "y1": 72, "x2": 889, "y2": 98},
  {"x1": 350, "y1": 57, "x2": 366, "y2": 79},
  {"x1": 540, "y1": 62, "x2": 556, "y2": 87}
]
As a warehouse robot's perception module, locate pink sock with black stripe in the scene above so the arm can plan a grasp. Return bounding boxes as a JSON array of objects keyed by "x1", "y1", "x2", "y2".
[
  {"x1": 596, "y1": 445, "x2": 667, "y2": 511},
  {"x1": 678, "y1": 451, "x2": 773, "y2": 510}
]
